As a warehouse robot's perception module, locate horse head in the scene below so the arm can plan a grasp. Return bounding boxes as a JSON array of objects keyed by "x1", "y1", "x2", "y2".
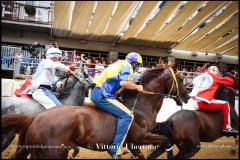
[
  {"x1": 141, "y1": 66, "x2": 189, "y2": 106},
  {"x1": 171, "y1": 66, "x2": 190, "y2": 106},
  {"x1": 215, "y1": 71, "x2": 239, "y2": 129},
  {"x1": 56, "y1": 68, "x2": 92, "y2": 106},
  {"x1": 226, "y1": 71, "x2": 239, "y2": 91}
]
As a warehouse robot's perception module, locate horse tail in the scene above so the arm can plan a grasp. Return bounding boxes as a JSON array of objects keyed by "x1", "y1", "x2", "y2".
[{"x1": 2, "y1": 114, "x2": 35, "y2": 134}]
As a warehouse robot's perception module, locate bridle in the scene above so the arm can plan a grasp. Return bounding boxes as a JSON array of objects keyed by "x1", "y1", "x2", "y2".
[
  {"x1": 140, "y1": 67, "x2": 180, "y2": 99},
  {"x1": 130, "y1": 67, "x2": 181, "y2": 114},
  {"x1": 52, "y1": 71, "x2": 92, "y2": 91}
]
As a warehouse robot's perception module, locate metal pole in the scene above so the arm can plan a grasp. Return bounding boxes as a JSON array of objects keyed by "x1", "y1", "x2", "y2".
[{"x1": 50, "y1": 1, "x2": 54, "y2": 39}]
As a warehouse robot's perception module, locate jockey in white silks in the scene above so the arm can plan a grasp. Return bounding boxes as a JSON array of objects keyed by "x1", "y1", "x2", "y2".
[{"x1": 29, "y1": 47, "x2": 74, "y2": 109}]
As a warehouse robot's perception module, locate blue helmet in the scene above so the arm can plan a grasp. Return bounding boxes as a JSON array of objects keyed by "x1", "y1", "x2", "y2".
[{"x1": 126, "y1": 52, "x2": 142, "y2": 65}]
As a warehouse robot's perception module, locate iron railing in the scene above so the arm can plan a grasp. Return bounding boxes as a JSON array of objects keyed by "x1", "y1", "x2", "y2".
[{"x1": 1, "y1": 1, "x2": 52, "y2": 24}]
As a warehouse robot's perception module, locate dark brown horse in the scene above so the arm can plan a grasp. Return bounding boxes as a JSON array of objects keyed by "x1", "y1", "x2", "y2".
[
  {"x1": 149, "y1": 71, "x2": 239, "y2": 159},
  {"x1": 2, "y1": 66, "x2": 189, "y2": 159}
]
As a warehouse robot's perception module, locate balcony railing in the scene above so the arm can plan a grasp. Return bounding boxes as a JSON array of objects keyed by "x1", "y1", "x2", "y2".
[{"x1": 1, "y1": 2, "x2": 52, "y2": 24}]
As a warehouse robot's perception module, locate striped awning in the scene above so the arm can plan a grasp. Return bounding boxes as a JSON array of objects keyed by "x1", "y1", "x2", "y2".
[{"x1": 53, "y1": 1, "x2": 238, "y2": 56}]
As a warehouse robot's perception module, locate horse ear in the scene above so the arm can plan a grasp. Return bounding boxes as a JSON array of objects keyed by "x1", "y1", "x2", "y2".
[{"x1": 171, "y1": 61, "x2": 178, "y2": 73}]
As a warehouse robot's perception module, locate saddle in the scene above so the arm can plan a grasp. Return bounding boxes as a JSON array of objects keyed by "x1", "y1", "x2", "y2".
[
  {"x1": 14, "y1": 77, "x2": 60, "y2": 99},
  {"x1": 14, "y1": 78, "x2": 32, "y2": 98}
]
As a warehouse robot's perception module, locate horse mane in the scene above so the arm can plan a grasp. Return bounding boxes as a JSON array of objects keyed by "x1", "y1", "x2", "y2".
[
  {"x1": 120, "y1": 66, "x2": 166, "y2": 108},
  {"x1": 57, "y1": 76, "x2": 78, "y2": 98},
  {"x1": 141, "y1": 66, "x2": 165, "y2": 84}
]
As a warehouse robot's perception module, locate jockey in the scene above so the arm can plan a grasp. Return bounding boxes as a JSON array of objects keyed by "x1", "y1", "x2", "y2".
[
  {"x1": 189, "y1": 66, "x2": 238, "y2": 133},
  {"x1": 30, "y1": 47, "x2": 74, "y2": 109},
  {"x1": 90, "y1": 52, "x2": 144, "y2": 159}
]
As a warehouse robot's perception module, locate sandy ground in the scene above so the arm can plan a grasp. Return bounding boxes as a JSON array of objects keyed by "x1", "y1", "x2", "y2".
[{"x1": 2, "y1": 135, "x2": 238, "y2": 159}]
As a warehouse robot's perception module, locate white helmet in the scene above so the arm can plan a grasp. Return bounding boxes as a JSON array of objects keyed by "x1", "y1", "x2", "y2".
[
  {"x1": 207, "y1": 66, "x2": 220, "y2": 75},
  {"x1": 45, "y1": 48, "x2": 62, "y2": 59}
]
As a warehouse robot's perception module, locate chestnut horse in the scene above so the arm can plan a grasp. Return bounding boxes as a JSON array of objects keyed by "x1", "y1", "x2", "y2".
[
  {"x1": 2, "y1": 66, "x2": 189, "y2": 159},
  {"x1": 149, "y1": 71, "x2": 239, "y2": 159}
]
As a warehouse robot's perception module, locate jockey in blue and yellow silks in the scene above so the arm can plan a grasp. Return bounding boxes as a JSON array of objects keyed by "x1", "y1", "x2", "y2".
[{"x1": 90, "y1": 52, "x2": 143, "y2": 159}]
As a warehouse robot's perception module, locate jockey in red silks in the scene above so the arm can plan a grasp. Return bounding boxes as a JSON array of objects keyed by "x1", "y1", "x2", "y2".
[{"x1": 188, "y1": 66, "x2": 238, "y2": 133}]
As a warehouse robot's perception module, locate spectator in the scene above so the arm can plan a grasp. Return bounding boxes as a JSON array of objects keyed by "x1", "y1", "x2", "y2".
[
  {"x1": 41, "y1": 51, "x2": 46, "y2": 59},
  {"x1": 50, "y1": 42, "x2": 58, "y2": 48},
  {"x1": 94, "y1": 59, "x2": 105, "y2": 78},
  {"x1": 61, "y1": 51, "x2": 71, "y2": 62},
  {"x1": 7, "y1": 50, "x2": 15, "y2": 68},
  {"x1": 108, "y1": 59, "x2": 114, "y2": 65},
  {"x1": 86, "y1": 57, "x2": 92, "y2": 76},
  {"x1": 102, "y1": 59, "x2": 107, "y2": 68},
  {"x1": 15, "y1": 51, "x2": 24, "y2": 74},
  {"x1": 181, "y1": 68, "x2": 187, "y2": 78},
  {"x1": 76, "y1": 55, "x2": 81, "y2": 61},
  {"x1": 15, "y1": 51, "x2": 23, "y2": 62},
  {"x1": 155, "y1": 56, "x2": 165, "y2": 68},
  {"x1": 158, "y1": 56, "x2": 165, "y2": 66},
  {"x1": 200, "y1": 63, "x2": 209, "y2": 73},
  {"x1": 183, "y1": 72, "x2": 193, "y2": 92},
  {"x1": 78, "y1": 54, "x2": 88, "y2": 74},
  {"x1": 100, "y1": 57, "x2": 105, "y2": 64}
]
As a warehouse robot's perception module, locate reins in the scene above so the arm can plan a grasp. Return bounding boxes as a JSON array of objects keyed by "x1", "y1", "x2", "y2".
[
  {"x1": 140, "y1": 68, "x2": 180, "y2": 98},
  {"x1": 52, "y1": 74, "x2": 69, "y2": 87},
  {"x1": 52, "y1": 72, "x2": 92, "y2": 92},
  {"x1": 130, "y1": 67, "x2": 180, "y2": 114}
]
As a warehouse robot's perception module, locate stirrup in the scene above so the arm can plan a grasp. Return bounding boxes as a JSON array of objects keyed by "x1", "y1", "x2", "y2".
[{"x1": 223, "y1": 128, "x2": 239, "y2": 133}]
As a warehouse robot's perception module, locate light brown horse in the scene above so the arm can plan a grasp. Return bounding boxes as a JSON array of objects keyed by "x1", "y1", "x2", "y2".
[{"x1": 2, "y1": 66, "x2": 189, "y2": 159}]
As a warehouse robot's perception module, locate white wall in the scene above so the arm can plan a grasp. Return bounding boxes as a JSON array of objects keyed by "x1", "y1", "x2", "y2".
[
  {"x1": 157, "y1": 98, "x2": 239, "y2": 122},
  {"x1": 1, "y1": 79, "x2": 22, "y2": 96}
]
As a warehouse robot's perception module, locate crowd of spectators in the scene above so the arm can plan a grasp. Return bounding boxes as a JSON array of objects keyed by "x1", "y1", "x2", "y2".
[{"x1": 2, "y1": 43, "x2": 238, "y2": 90}]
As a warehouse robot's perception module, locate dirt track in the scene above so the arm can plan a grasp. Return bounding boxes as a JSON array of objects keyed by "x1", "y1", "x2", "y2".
[{"x1": 2, "y1": 135, "x2": 238, "y2": 159}]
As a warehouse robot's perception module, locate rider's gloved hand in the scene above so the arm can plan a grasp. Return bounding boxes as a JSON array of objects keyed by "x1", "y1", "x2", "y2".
[
  {"x1": 69, "y1": 64, "x2": 76, "y2": 71},
  {"x1": 68, "y1": 69, "x2": 74, "y2": 75},
  {"x1": 136, "y1": 85, "x2": 143, "y2": 92}
]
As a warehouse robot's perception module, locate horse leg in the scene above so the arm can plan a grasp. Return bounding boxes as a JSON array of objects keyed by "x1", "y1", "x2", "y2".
[
  {"x1": 175, "y1": 141, "x2": 200, "y2": 159},
  {"x1": 127, "y1": 143, "x2": 145, "y2": 159},
  {"x1": 1, "y1": 132, "x2": 16, "y2": 152},
  {"x1": 139, "y1": 133, "x2": 174, "y2": 159},
  {"x1": 230, "y1": 135, "x2": 238, "y2": 155},
  {"x1": 72, "y1": 146, "x2": 80, "y2": 157},
  {"x1": 9, "y1": 132, "x2": 29, "y2": 159},
  {"x1": 147, "y1": 143, "x2": 166, "y2": 159},
  {"x1": 174, "y1": 150, "x2": 185, "y2": 159},
  {"x1": 67, "y1": 145, "x2": 79, "y2": 159},
  {"x1": 9, "y1": 148, "x2": 28, "y2": 159}
]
